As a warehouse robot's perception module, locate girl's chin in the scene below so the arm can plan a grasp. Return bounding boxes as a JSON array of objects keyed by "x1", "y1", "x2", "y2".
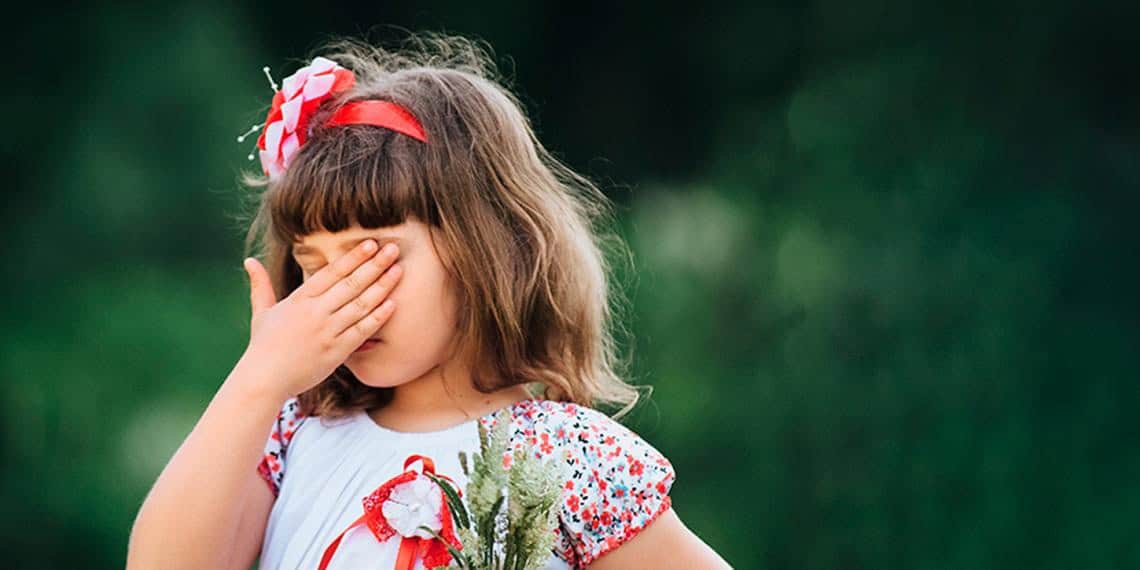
[{"x1": 345, "y1": 366, "x2": 410, "y2": 389}]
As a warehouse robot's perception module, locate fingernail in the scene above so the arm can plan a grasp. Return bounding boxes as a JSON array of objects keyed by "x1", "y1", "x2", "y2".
[
  {"x1": 363, "y1": 240, "x2": 378, "y2": 252},
  {"x1": 381, "y1": 243, "x2": 397, "y2": 257}
]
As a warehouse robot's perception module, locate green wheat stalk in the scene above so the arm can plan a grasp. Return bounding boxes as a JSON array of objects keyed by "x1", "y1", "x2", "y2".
[{"x1": 418, "y1": 408, "x2": 565, "y2": 570}]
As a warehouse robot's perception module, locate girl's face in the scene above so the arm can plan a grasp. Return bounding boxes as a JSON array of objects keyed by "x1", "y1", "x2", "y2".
[{"x1": 291, "y1": 216, "x2": 461, "y2": 389}]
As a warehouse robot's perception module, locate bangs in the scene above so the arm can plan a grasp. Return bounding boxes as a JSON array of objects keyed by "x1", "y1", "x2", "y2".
[{"x1": 265, "y1": 125, "x2": 438, "y2": 244}]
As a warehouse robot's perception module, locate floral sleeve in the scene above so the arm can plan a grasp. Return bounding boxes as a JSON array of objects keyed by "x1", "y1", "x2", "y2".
[
  {"x1": 553, "y1": 406, "x2": 677, "y2": 567},
  {"x1": 256, "y1": 396, "x2": 306, "y2": 498}
]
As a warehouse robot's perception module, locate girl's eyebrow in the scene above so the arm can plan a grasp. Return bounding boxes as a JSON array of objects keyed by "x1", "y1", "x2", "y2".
[{"x1": 292, "y1": 236, "x2": 403, "y2": 257}]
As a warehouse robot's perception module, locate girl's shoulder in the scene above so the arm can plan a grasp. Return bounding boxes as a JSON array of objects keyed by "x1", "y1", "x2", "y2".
[
  {"x1": 492, "y1": 398, "x2": 671, "y2": 466},
  {"x1": 490, "y1": 399, "x2": 677, "y2": 567}
]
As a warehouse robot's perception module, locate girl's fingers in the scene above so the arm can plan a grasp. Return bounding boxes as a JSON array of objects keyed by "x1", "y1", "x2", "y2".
[
  {"x1": 339, "y1": 299, "x2": 397, "y2": 346},
  {"x1": 321, "y1": 243, "x2": 400, "y2": 313},
  {"x1": 243, "y1": 257, "x2": 277, "y2": 318},
  {"x1": 297, "y1": 239, "x2": 380, "y2": 297},
  {"x1": 330, "y1": 263, "x2": 403, "y2": 337}
]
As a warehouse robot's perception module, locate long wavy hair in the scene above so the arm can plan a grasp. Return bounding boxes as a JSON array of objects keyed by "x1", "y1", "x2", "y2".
[{"x1": 237, "y1": 32, "x2": 646, "y2": 421}]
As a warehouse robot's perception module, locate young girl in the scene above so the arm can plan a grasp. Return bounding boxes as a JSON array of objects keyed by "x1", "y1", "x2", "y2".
[{"x1": 128, "y1": 33, "x2": 730, "y2": 570}]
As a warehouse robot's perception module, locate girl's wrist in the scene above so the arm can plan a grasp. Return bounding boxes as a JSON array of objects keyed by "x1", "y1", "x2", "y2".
[{"x1": 227, "y1": 351, "x2": 294, "y2": 405}]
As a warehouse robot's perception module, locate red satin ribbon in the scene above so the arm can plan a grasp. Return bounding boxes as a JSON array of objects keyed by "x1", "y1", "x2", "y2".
[
  {"x1": 394, "y1": 535, "x2": 430, "y2": 569},
  {"x1": 326, "y1": 100, "x2": 429, "y2": 143},
  {"x1": 318, "y1": 454, "x2": 459, "y2": 570}
]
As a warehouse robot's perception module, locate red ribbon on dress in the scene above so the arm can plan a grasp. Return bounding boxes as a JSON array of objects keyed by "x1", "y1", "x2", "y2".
[{"x1": 318, "y1": 454, "x2": 463, "y2": 570}]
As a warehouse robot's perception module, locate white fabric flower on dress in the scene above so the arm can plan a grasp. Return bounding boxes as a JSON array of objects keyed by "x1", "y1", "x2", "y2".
[{"x1": 380, "y1": 475, "x2": 445, "y2": 539}]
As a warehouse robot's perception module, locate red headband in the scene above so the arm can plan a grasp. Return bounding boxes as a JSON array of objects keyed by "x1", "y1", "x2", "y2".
[
  {"x1": 327, "y1": 100, "x2": 428, "y2": 142},
  {"x1": 246, "y1": 57, "x2": 428, "y2": 179}
]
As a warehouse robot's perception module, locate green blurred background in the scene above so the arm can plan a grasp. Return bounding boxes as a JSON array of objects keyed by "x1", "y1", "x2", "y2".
[{"x1": 5, "y1": 1, "x2": 1139, "y2": 568}]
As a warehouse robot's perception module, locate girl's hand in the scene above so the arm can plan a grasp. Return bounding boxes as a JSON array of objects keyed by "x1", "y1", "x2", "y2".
[{"x1": 237, "y1": 239, "x2": 403, "y2": 400}]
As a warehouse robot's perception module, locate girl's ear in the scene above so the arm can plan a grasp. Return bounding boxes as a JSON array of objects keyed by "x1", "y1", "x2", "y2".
[{"x1": 244, "y1": 257, "x2": 279, "y2": 317}]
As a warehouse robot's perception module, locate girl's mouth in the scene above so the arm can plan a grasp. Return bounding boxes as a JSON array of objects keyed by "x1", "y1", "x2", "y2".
[{"x1": 354, "y1": 339, "x2": 381, "y2": 353}]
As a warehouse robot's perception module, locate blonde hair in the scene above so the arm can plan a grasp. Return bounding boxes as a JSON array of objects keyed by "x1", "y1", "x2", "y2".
[{"x1": 238, "y1": 32, "x2": 646, "y2": 420}]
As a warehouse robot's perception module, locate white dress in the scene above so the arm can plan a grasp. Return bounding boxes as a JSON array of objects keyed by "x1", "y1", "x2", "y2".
[{"x1": 256, "y1": 397, "x2": 676, "y2": 570}]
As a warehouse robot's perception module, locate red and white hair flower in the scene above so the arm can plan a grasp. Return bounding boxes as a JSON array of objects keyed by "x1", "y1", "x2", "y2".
[
  {"x1": 253, "y1": 56, "x2": 355, "y2": 179},
  {"x1": 237, "y1": 56, "x2": 428, "y2": 180}
]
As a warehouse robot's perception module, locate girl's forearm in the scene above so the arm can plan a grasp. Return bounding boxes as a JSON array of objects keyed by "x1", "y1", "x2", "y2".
[{"x1": 127, "y1": 355, "x2": 286, "y2": 569}]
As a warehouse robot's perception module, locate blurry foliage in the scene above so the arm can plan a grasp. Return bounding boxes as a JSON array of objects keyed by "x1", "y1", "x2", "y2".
[{"x1": 4, "y1": 0, "x2": 1139, "y2": 568}]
